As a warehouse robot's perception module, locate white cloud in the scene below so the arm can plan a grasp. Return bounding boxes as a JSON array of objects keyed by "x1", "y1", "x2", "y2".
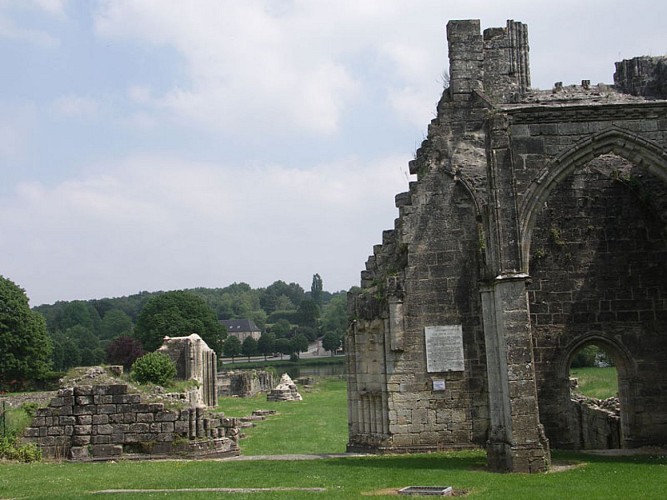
[
  {"x1": 0, "y1": 102, "x2": 34, "y2": 164},
  {"x1": 95, "y1": 1, "x2": 361, "y2": 136},
  {"x1": 0, "y1": 152, "x2": 411, "y2": 304},
  {"x1": 32, "y1": 0, "x2": 67, "y2": 18},
  {"x1": 52, "y1": 95, "x2": 99, "y2": 118},
  {"x1": 0, "y1": 0, "x2": 65, "y2": 46}
]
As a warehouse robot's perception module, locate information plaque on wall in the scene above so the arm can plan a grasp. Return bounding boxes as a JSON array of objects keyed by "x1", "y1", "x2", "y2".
[{"x1": 425, "y1": 325, "x2": 464, "y2": 373}]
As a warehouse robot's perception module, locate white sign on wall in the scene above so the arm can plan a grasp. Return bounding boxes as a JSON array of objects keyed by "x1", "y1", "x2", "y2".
[{"x1": 425, "y1": 325, "x2": 464, "y2": 373}]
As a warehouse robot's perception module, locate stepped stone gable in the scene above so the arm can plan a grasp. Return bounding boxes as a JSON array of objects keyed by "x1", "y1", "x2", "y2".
[
  {"x1": 158, "y1": 334, "x2": 218, "y2": 407},
  {"x1": 23, "y1": 383, "x2": 240, "y2": 461},
  {"x1": 347, "y1": 18, "x2": 667, "y2": 473}
]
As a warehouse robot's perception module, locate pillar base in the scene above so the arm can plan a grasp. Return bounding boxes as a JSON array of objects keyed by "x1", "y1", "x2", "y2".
[{"x1": 487, "y1": 438, "x2": 550, "y2": 473}]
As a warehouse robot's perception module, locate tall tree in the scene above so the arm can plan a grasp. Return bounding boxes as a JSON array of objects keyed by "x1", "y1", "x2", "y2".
[
  {"x1": 275, "y1": 338, "x2": 291, "y2": 360},
  {"x1": 134, "y1": 291, "x2": 226, "y2": 354},
  {"x1": 222, "y1": 335, "x2": 242, "y2": 362},
  {"x1": 0, "y1": 276, "x2": 52, "y2": 389},
  {"x1": 322, "y1": 332, "x2": 343, "y2": 356},
  {"x1": 290, "y1": 333, "x2": 309, "y2": 359},
  {"x1": 257, "y1": 332, "x2": 276, "y2": 360},
  {"x1": 241, "y1": 336, "x2": 258, "y2": 361},
  {"x1": 297, "y1": 299, "x2": 320, "y2": 328},
  {"x1": 321, "y1": 293, "x2": 347, "y2": 339},
  {"x1": 310, "y1": 273, "x2": 323, "y2": 306}
]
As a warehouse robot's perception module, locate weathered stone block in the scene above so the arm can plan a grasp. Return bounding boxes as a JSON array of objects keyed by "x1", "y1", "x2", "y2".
[
  {"x1": 91, "y1": 444, "x2": 122, "y2": 457},
  {"x1": 74, "y1": 425, "x2": 91, "y2": 435},
  {"x1": 92, "y1": 414, "x2": 109, "y2": 425},
  {"x1": 69, "y1": 446, "x2": 89, "y2": 460}
]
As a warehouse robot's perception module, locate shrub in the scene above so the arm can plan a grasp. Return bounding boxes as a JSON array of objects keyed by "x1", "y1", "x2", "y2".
[
  {"x1": 131, "y1": 352, "x2": 177, "y2": 386},
  {"x1": 0, "y1": 435, "x2": 42, "y2": 462}
]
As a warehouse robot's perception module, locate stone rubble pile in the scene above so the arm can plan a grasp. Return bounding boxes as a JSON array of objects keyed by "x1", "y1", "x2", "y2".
[{"x1": 266, "y1": 374, "x2": 302, "y2": 402}]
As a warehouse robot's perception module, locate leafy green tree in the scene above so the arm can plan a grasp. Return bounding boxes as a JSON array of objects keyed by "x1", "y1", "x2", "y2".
[
  {"x1": 321, "y1": 293, "x2": 347, "y2": 339},
  {"x1": 65, "y1": 325, "x2": 104, "y2": 366},
  {"x1": 322, "y1": 332, "x2": 343, "y2": 356},
  {"x1": 131, "y1": 352, "x2": 176, "y2": 386},
  {"x1": 106, "y1": 335, "x2": 144, "y2": 370},
  {"x1": 271, "y1": 318, "x2": 293, "y2": 338},
  {"x1": 311, "y1": 273, "x2": 323, "y2": 306},
  {"x1": 275, "y1": 337, "x2": 291, "y2": 360},
  {"x1": 297, "y1": 299, "x2": 320, "y2": 328},
  {"x1": 222, "y1": 335, "x2": 242, "y2": 362},
  {"x1": 49, "y1": 331, "x2": 80, "y2": 371},
  {"x1": 54, "y1": 301, "x2": 101, "y2": 336},
  {"x1": 99, "y1": 309, "x2": 134, "y2": 341},
  {"x1": 241, "y1": 336, "x2": 258, "y2": 361},
  {"x1": 260, "y1": 281, "x2": 305, "y2": 314},
  {"x1": 296, "y1": 325, "x2": 318, "y2": 342},
  {"x1": 257, "y1": 332, "x2": 275, "y2": 360},
  {"x1": 290, "y1": 333, "x2": 309, "y2": 359},
  {"x1": 134, "y1": 291, "x2": 226, "y2": 354},
  {"x1": 0, "y1": 276, "x2": 52, "y2": 389}
]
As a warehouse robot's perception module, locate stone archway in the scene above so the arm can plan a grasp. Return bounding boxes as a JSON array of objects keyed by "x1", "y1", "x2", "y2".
[
  {"x1": 525, "y1": 149, "x2": 667, "y2": 449},
  {"x1": 555, "y1": 334, "x2": 635, "y2": 449},
  {"x1": 520, "y1": 127, "x2": 667, "y2": 273}
]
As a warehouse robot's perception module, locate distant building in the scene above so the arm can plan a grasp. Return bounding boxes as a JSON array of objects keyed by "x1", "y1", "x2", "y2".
[{"x1": 220, "y1": 319, "x2": 261, "y2": 342}]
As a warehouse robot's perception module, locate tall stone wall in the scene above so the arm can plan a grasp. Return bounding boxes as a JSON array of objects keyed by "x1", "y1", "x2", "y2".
[
  {"x1": 158, "y1": 334, "x2": 218, "y2": 407},
  {"x1": 347, "y1": 17, "x2": 667, "y2": 473}
]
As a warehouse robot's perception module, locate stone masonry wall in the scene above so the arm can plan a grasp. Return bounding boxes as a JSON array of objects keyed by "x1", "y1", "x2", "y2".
[
  {"x1": 527, "y1": 154, "x2": 667, "y2": 448},
  {"x1": 218, "y1": 370, "x2": 275, "y2": 398},
  {"x1": 158, "y1": 334, "x2": 218, "y2": 408},
  {"x1": 615, "y1": 56, "x2": 667, "y2": 99},
  {"x1": 347, "y1": 17, "x2": 667, "y2": 473},
  {"x1": 23, "y1": 384, "x2": 239, "y2": 460}
]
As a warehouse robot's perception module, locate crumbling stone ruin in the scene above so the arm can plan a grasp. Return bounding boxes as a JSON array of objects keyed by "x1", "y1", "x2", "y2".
[
  {"x1": 347, "y1": 19, "x2": 667, "y2": 473},
  {"x1": 218, "y1": 370, "x2": 275, "y2": 398},
  {"x1": 22, "y1": 368, "x2": 239, "y2": 461},
  {"x1": 158, "y1": 334, "x2": 218, "y2": 407},
  {"x1": 266, "y1": 374, "x2": 303, "y2": 402},
  {"x1": 570, "y1": 392, "x2": 621, "y2": 449}
]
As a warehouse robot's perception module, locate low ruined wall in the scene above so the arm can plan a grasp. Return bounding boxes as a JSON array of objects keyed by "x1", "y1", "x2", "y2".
[
  {"x1": 23, "y1": 384, "x2": 240, "y2": 461},
  {"x1": 218, "y1": 370, "x2": 275, "y2": 398},
  {"x1": 569, "y1": 395, "x2": 621, "y2": 450}
]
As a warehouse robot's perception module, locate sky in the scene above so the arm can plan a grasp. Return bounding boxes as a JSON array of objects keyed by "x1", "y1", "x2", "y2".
[{"x1": 1, "y1": 0, "x2": 665, "y2": 306}]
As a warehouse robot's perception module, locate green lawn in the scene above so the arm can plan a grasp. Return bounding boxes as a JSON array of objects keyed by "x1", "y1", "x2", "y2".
[
  {"x1": 217, "y1": 377, "x2": 348, "y2": 455},
  {"x1": 1, "y1": 376, "x2": 665, "y2": 499},
  {"x1": 1, "y1": 449, "x2": 665, "y2": 499},
  {"x1": 569, "y1": 366, "x2": 619, "y2": 399}
]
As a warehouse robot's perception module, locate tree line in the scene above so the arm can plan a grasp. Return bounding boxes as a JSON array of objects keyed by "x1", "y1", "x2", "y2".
[{"x1": 1, "y1": 274, "x2": 350, "y2": 390}]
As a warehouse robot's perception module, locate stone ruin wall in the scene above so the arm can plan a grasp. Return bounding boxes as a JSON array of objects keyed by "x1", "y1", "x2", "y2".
[
  {"x1": 23, "y1": 383, "x2": 239, "y2": 461},
  {"x1": 158, "y1": 334, "x2": 218, "y2": 407},
  {"x1": 217, "y1": 370, "x2": 275, "y2": 398},
  {"x1": 347, "y1": 18, "x2": 667, "y2": 472}
]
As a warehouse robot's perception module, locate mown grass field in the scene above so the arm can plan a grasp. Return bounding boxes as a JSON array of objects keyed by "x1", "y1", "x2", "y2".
[
  {"x1": 1, "y1": 375, "x2": 665, "y2": 499},
  {"x1": 569, "y1": 366, "x2": 618, "y2": 399}
]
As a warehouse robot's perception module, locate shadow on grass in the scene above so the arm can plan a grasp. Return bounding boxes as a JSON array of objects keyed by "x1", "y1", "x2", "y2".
[
  {"x1": 326, "y1": 451, "x2": 487, "y2": 472},
  {"x1": 553, "y1": 449, "x2": 667, "y2": 466}
]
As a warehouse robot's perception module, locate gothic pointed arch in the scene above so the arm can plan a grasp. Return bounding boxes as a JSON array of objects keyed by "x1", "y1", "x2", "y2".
[{"x1": 520, "y1": 127, "x2": 667, "y2": 270}]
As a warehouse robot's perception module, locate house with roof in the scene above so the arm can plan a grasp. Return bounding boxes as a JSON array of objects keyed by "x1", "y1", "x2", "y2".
[{"x1": 220, "y1": 319, "x2": 261, "y2": 342}]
